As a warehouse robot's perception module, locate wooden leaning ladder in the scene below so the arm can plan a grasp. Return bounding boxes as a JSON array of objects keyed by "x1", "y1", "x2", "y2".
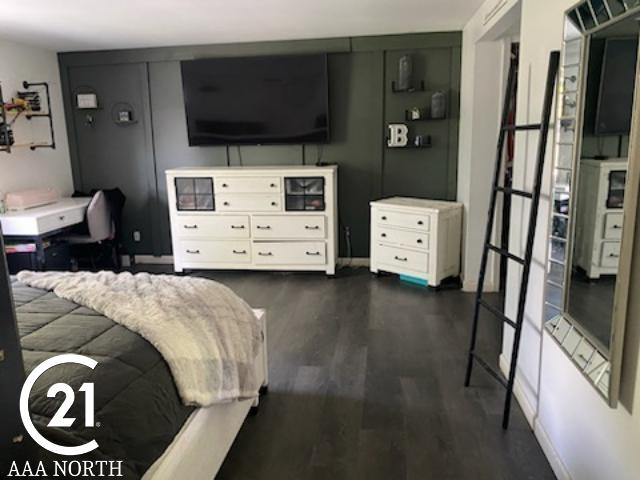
[{"x1": 464, "y1": 50, "x2": 560, "y2": 429}]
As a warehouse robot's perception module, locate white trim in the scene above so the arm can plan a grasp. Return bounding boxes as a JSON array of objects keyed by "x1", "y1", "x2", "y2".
[
  {"x1": 125, "y1": 255, "x2": 369, "y2": 267},
  {"x1": 499, "y1": 354, "x2": 572, "y2": 480}
]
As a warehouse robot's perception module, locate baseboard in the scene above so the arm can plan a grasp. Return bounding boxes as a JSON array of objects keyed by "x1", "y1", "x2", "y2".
[
  {"x1": 498, "y1": 354, "x2": 572, "y2": 480},
  {"x1": 123, "y1": 255, "x2": 369, "y2": 267},
  {"x1": 338, "y1": 257, "x2": 369, "y2": 267},
  {"x1": 462, "y1": 278, "x2": 498, "y2": 293}
]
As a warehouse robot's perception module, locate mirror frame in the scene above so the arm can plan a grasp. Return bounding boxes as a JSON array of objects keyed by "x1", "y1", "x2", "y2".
[{"x1": 544, "y1": 0, "x2": 640, "y2": 407}]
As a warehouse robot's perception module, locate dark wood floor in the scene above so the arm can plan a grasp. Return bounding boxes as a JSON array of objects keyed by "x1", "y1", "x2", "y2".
[{"x1": 141, "y1": 266, "x2": 555, "y2": 480}]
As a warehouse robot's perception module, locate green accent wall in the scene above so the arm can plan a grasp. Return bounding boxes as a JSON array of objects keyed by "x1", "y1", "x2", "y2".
[{"x1": 58, "y1": 32, "x2": 462, "y2": 258}]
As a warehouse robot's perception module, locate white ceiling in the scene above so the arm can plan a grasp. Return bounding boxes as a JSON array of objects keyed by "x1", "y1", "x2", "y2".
[{"x1": 1, "y1": 0, "x2": 484, "y2": 52}]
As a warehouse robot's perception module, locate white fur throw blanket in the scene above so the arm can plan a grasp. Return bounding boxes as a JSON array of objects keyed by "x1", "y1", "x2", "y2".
[{"x1": 17, "y1": 270, "x2": 262, "y2": 407}]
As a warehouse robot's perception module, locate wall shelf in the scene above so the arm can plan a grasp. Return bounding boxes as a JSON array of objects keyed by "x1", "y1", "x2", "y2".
[
  {"x1": 0, "y1": 81, "x2": 55, "y2": 153},
  {"x1": 391, "y1": 80, "x2": 426, "y2": 93}
]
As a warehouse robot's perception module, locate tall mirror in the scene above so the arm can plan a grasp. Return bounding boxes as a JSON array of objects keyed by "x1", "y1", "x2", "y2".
[{"x1": 545, "y1": 0, "x2": 640, "y2": 406}]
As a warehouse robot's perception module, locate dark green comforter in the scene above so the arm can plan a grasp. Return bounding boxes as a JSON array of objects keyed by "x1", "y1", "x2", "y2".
[{"x1": 12, "y1": 278, "x2": 194, "y2": 479}]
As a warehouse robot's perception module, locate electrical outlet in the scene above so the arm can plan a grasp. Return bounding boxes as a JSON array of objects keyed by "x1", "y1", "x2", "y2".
[{"x1": 133, "y1": 231, "x2": 141, "y2": 242}]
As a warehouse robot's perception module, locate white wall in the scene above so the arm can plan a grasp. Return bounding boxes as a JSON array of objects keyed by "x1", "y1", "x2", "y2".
[
  {"x1": 498, "y1": 1, "x2": 640, "y2": 479},
  {"x1": 458, "y1": 0, "x2": 520, "y2": 291},
  {"x1": 0, "y1": 37, "x2": 73, "y2": 197}
]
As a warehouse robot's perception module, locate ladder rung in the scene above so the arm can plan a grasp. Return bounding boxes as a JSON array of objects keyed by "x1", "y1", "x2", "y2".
[
  {"x1": 486, "y1": 244, "x2": 525, "y2": 265},
  {"x1": 502, "y1": 123, "x2": 541, "y2": 132},
  {"x1": 478, "y1": 298, "x2": 518, "y2": 329},
  {"x1": 496, "y1": 186, "x2": 533, "y2": 199},
  {"x1": 471, "y1": 353, "x2": 508, "y2": 388}
]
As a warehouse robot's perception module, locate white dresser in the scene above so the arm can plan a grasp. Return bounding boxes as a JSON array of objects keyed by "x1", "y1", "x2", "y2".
[
  {"x1": 370, "y1": 197, "x2": 462, "y2": 287},
  {"x1": 574, "y1": 158, "x2": 627, "y2": 279},
  {"x1": 166, "y1": 165, "x2": 337, "y2": 275}
]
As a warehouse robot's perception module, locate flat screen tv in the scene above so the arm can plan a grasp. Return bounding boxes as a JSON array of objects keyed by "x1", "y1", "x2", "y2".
[
  {"x1": 181, "y1": 54, "x2": 329, "y2": 146},
  {"x1": 595, "y1": 37, "x2": 638, "y2": 135}
]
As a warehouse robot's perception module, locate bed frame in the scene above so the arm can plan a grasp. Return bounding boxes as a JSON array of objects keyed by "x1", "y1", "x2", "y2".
[{"x1": 142, "y1": 309, "x2": 269, "y2": 480}]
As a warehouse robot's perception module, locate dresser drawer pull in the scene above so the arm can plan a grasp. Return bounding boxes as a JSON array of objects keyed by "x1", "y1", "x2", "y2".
[
  {"x1": 305, "y1": 225, "x2": 321, "y2": 230},
  {"x1": 381, "y1": 233, "x2": 387, "y2": 238},
  {"x1": 394, "y1": 256, "x2": 408, "y2": 262},
  {"x1": 417, "y1": 220, "x2": 424, "y2": 226},
  {"x1": 222, "y1": 183, "x2": 229, "y2": 188},
  {"x1": 381, "y1": 216, "x2": 388, "y2": 221},
  {"x1": 183, "y1": 224, "x2": 199, "y2": 229},
  {"x1": 258, "y1": 252, "x2": 273, "y2": 256},
  {"x1": 59, "y1": 215, "x2": 66, "y2": 221},
  {"x1": 417, "y1": 239, "x2": 423, "y2": 244},
  {"x1": 612, "y1": 224, "x2": 622, "y2": 230},
  {"x1": 223, "y1": 201, "x2": 230, "y2": 206},
  {"x1": 256, "y1": 225, "x2": 272, "y2": 230},
  {"x1": 230, "y1": 225, "x2": 245, "y2": 229},
  {"x1": 186, "y1": 249, "x2": 200, "y2": 254},
  {"x1": 306, "y1": 251, "x2": 321, "y2": 256},
  {"x1": 609, "y1": 253, "x2": 620, "y2": 258},
  {"x1": 271, "y1": 201, "x2": 278, "y2": 206},
  {"x1": 233, "y1": 249, "x2": 247, "y2": 255},
  {"x1": 270, "y1": 183, "x2": 277, "y2": 188}
]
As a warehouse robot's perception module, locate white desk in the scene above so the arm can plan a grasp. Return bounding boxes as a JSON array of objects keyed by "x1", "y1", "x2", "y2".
[{"x1": 0, "y1": 198, "x2": 90, "y2": 269}]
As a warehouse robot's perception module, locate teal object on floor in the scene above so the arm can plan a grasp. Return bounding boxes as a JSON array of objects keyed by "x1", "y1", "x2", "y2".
[{"x1": 400, "y1": 275, "x2": 429, "y2": 287}]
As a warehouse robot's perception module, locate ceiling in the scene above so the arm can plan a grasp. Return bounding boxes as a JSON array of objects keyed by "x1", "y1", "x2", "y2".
[{"x1": 1, "y1": 0, "x2": 484, "y2": 52}]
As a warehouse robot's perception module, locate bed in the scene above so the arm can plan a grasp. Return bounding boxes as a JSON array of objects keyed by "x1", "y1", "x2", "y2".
[{"x1": 12, "y1": 276, "x2": 268, "y2": 479}]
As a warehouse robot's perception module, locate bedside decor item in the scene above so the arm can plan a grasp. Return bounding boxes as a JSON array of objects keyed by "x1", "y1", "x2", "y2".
[
  {"x1": 431, "y1": 91, "x2": 447, "y2": 119},
  {"x1": 370, "y1": 197, "x2": 462, "y2": 287},
  {"x1": 387, "y1": 124, "x2": 409, "y2": 147}
]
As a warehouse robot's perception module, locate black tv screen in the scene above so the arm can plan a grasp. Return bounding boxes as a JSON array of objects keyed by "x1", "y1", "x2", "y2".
[
  {"x1": 181, "y1": 54, "x2": 329, "y2": 146},
  {"x1": 595, "y1": 37, "x2": 638, "y2": 135}
]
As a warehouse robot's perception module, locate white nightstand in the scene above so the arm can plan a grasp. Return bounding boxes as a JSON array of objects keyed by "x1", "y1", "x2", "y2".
[{"x1": 370, "y1": 197, "x2": 463, "y2": 287}]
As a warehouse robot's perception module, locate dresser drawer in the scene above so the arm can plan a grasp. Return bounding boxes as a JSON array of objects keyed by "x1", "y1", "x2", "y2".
[
  {"x1": 177, "y1": 240, "x2": 251, "y2": 264},
  {"x1": 600, "y1": 242, "x2": 620, "y2": 268},
  {"x1": 38, "y1": 208, "x2": 86, "y2": 234},
  {"x1": 253, "y1": 242, "x2": 326, "y2": 265},
  {"x1": 216, "y1": 194, "x2": 282, "y2": 212},
  {"x1": 377, "y1": 244, "x2": 428, "y2": 273},
  {"x1": 214, "y1": 177, "x2": 281, "y2": 193},
  {"x1": 603, "y1": 213, "x2": 624, "y2": 240},
  {"x1": 375, "y1": 209, "x2": 430, "y2": 232},
  {"x1": 377, "y1": 227, "x2": 429, "y2": 251},
  {"x1": 252, "y1": 215, "x2": 325, "y2": 239},
  {"x1": 175, "y1": 215, "x2": 249, "y2": 238}
]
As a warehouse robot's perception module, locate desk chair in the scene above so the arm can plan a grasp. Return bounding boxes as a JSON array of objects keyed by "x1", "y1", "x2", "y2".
[{"x1": 62, "y1": 190, "x2": 118, "y2": 270}]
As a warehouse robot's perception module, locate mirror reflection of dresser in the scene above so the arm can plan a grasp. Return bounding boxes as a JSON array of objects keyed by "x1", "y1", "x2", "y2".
[{"x1": 543, "y1": 2, "x2": 640, "y2": 407}]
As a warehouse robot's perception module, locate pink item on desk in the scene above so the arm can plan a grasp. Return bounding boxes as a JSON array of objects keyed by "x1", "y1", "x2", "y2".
[{"x1": 5, "y1": 188, "x2": 61, "y2": 211}]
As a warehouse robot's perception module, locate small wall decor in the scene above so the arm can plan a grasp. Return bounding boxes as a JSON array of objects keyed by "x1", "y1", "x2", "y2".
[
  {"x1": 77, "y1": 93, "x2": 98, "y2": 109},
  {"x1": 387, "y1": 124, "x2": 409, "y2": 147},
  {"x1": 111, "y1": 102, "x2": 137, "y2": 126},
  {"x1": 397, "y1": 55, "x2": 413, "y2": 92},
  {"x1": 431, "y1": 91, "x2": 447, "y2": 119}
]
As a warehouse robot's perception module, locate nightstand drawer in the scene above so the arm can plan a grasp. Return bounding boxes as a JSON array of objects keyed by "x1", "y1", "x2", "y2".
[
  {"x1": 215, "y1": 177, "x2": 281, "y2": 193},
  {"x1": 252, "y1": 215, "x2": 325, "y2": 239},
  {"x1": 177, "y1": 240, "x2": 251, "y2": 263},
  {"x1": 600, "y1": 242, "x2": 621, "y2": 268},
  {"x1": 376, "y1": 209, "x2": 430, "y2": 232},
  {"x1": 176, "y1": 215, "x2": 249, "y2": 238},
  {"x1": 377, "y1": 227, "x2": 429, "y2": 251},
  {"x1": 603, "y1": 213, "x2": 624, "y2": 240},
  {"x1": 253, "y1": 242, "x2": 326, "y2": 265},
  {"x1": 216, "y1": 194, "x2": 282, "y2": 212},
  {"x1": 377, "y1": 244, "x2": 428, "y2": 273}
]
